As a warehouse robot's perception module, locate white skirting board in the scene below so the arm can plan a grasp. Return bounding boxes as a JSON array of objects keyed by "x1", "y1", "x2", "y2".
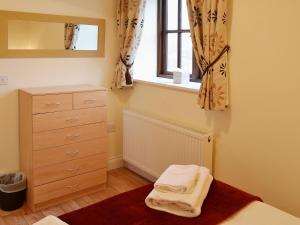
[
  {"x1": 108, "y1": 155, "x2": 156, "y2": 181},
  {"x1": 107, "y1": 155, "x2": 123, "y2": 171},
  {"x1": 124, "y1": 161, "x2": 157, "y2": 182}
]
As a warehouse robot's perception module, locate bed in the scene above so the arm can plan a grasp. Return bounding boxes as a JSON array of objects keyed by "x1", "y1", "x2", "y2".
[
  {"x1": 222, "y1": 201, "x2": 300, "y2": 225},
  {"x1": 57, "y1": 180, "x2": 300, "y2": 225}
]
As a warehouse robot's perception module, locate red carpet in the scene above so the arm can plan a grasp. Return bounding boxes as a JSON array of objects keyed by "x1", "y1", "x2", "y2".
[{"x1": 59, "y1": 180, "x2": 261, "y2": 225}]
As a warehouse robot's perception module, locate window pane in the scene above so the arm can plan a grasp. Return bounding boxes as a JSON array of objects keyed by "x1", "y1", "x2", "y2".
[
  {"x1": 181, "y1": 33, "x2": 192, "y2": 74},
  {"x1": 181, "y1": 0, "x2": 190, "y2": 30},
  {"x1": 167, "y1": 0, "x2": 178, "y2": 30},
  {"x1": 167, "y1": 33, "x2": 178, "y2": 72}
]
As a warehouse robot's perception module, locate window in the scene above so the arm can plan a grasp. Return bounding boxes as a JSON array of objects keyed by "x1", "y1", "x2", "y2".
[{"x1": 157, "y1": 0, "x2": 200, "y2": 81}]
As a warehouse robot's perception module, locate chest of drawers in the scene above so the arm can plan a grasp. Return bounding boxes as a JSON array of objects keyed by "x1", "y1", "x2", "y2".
[{"x1": 19, "y1": 85, "x2": 107, "y2": 211}]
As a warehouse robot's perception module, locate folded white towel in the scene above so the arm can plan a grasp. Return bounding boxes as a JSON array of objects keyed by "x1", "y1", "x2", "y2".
[
  {"x1": 33, "y1": 216, "x2": 68, "y2": 225},
  {"x1": 154, "y1": 165, "x2": 201, "y2": 193},
  {"x1": 146, "y1": 167, "x2": 213, "y2": 218}
]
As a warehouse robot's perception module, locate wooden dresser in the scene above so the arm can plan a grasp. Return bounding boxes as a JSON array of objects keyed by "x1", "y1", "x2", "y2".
[{"x1": 19, "y1": 85, "x2": 108, "y2": 211}]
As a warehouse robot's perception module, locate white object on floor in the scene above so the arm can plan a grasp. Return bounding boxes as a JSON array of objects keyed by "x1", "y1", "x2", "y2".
[
  {"x1": 221, "y1": 201, "x2": 300, "y2": 225},
  {"x1": 33, "y1": 216, "x2": 68, "y2": 225},
  {"x1": 154, "y1": 165, "x2": 201, "y2": 193},
  {"x1": 145, "y1": 167, "x2": 212, "y2": 218}
]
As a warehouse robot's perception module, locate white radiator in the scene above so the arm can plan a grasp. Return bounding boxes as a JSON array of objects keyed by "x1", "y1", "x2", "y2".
[{"x1": 123, "y1": 110, "x2": 213, "y2": 181}]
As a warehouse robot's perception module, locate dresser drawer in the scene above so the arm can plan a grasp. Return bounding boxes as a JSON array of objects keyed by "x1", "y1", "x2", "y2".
[
  {"x1": 34, "y1": 169, "x2": 106, "y2": 204},
  {"x1": 73, "y1": 91, "x2": 106, "y2": 109},
  {"x1": 33, "y1": 138, "x2": 107, "y2": 168},
  {"x1": 33, "y1": 123, "x2": 107, "y2": 150},
  {"x1": 33, "y1": 107, "x2": 107, "y2": 132},
  {"x1": 32, "y1": 94, "x2": 72, "y2": 114},
  {"x1": 34, "y1": 153, "x2": 106, "y2": 186}
]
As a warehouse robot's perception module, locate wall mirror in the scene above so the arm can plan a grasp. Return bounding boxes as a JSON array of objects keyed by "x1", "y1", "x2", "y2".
[{"x1": 0, "y1": 11, "x2": 105, "y2": 58}]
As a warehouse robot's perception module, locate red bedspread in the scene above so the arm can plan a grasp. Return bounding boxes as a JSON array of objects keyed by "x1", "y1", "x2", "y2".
[{"x1": 59, "y1": 180, "x2": 261, "y2": 225}]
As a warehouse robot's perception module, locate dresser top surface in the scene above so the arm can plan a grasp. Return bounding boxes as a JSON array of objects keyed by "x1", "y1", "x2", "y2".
[{"x1": 20, "y1": 84, "x2": 107, "y2": 95}]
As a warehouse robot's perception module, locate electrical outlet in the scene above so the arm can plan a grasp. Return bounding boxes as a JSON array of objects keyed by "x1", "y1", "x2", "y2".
[
  {"x1": 107, "y1": 122, "x2": 116, "y2": 133},
  {"x1": 0, "y1": 76, "x2": 8, "y2": 85}
]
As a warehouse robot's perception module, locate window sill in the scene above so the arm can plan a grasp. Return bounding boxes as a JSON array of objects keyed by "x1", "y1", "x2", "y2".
[{"x1": 133, "y1": 77, "x2": 200, "y2": 93}]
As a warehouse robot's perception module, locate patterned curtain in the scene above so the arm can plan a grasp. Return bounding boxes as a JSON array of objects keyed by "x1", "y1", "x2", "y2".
[
  {"x1": 64, "y1": 23, "x2": 80, "y2": 50},
  {"x1": 186, "y1": 0, "x2": 230, "y2": 111},
  {"x1": 111, "y1": 0, "x2": 147, "y2": 89}
]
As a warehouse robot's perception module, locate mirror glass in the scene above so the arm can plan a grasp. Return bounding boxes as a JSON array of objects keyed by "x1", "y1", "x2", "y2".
[{"x1": 8, "y1": 20, "x2": 99, "y2": 51}]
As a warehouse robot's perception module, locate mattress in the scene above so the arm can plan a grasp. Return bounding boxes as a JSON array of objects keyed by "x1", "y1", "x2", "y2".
[
  {"x1": 57, "y1": 181, "x2": 300, "y2": 225},
  {"x1": 222, "y1": 201, "x2": 300, "y2": 225},
  {"x1": 40, "y1": 202, "x2": 300, "y2": 225}
]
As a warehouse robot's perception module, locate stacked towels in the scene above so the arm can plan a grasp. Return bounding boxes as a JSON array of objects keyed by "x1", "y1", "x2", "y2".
[
  {"x1": 154, "y1": 165, "x2": 200, "y2": 193},
  {"x1": 145, "y1": 165, "x2": 213, "y2": 218}
]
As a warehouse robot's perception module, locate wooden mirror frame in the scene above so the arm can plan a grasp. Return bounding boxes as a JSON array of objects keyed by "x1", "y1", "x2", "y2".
[{"x1": 0, "y1": 10, "x2": 105, "y2": 58}]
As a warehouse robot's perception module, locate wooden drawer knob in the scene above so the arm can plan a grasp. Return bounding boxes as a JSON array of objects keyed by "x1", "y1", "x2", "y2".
[
  {"x1": 66, "y1": 166, "x2": 80, "y2": 172},
  {"x1": 65, "y1": 184, "x2": 79, "y2": 190},
  {"x1": 65, "y1": 150, "x2": 80, "y2": 157},
  {"x1": 45, "y1": 102, "x2": 61, "y2": 107},
  {"x1": 84, "y1": 99, "x2": 97, "y2": 104},
  {"x1": 66, "y1": 134, "x2": 80, "y2": 140},
  {"x1": 65, "y1": 117, "x2": 80, "y2": 123}
]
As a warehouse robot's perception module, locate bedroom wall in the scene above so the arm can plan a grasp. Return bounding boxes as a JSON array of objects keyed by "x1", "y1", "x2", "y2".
[
  {"x1": 124, "y1": 0, "x2": 300, "y2": 217},
  {"x1": 0, "y1": 0, "x2": 123, "y2": 172}
]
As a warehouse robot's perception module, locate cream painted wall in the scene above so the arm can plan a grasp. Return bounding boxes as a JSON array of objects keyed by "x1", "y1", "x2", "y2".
[
  {"x1": 0, "y1": 0, "x2": 123, "y2": 172},
  {"x1": 124, "y1": 0, "x2": 300, "y2": 217}
]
